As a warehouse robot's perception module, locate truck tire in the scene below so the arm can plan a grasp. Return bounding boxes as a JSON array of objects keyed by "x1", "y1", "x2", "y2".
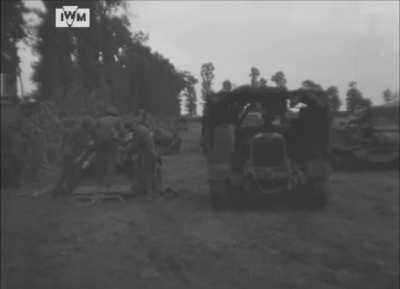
[{"x1": 209, "y1": 180, "x2": 229, "y2": 209}]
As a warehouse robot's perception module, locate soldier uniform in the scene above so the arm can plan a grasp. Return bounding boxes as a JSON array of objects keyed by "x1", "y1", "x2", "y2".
[
  {"x1": 95, "y1": 107, "x2": 122, "y2": 189},
  {"x1": 53, "y1": 116, "x2": 96, "y2": 195},
  {"x1": 124, "y1": 119, "x2": 159, "y2": 196}
]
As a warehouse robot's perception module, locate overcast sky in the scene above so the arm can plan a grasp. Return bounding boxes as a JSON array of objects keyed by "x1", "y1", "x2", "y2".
[
  {"x1": 128, "y1": 1, "x2": 399, "y2": 107},
  {"x1": 20, "y1": 1, "x2": 399, "y2": 108}
]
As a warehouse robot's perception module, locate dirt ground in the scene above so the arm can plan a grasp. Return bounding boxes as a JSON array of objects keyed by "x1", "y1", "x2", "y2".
[{"x1": 2, "y1": 122, "x2": 399, "y2": 289}]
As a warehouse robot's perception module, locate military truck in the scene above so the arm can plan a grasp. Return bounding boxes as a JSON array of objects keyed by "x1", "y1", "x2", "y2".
[
  {"x1": 202, "y1": 85, "x2": 331, "y2": 209},
  {"x1": 331, "y1": 101, "x2": 399, "y2": 169}
]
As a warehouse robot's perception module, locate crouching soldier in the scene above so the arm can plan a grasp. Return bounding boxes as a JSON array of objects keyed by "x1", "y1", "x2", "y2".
[{"x1": 123, "y1": 118, "x2": 161, "y2": 196}]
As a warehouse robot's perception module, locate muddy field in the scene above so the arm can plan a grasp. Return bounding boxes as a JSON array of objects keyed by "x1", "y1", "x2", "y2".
[{"x1": 2, "y1": 122, "x2": 399, "y2": 289}]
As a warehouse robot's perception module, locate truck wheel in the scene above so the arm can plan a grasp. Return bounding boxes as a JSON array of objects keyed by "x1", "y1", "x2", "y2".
[{"x1": 209, "y1": 181, "x2": 229, "y2": 209}]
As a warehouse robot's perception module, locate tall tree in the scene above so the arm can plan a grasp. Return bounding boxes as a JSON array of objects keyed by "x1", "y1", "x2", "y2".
[
  {"x1": 249, "y1": 67, "x2": 260, "y2": 87},
  {"x1": 326, "y1": 86, "x2": 341, "y2": 112},
  {"x1": 259, "y1": 78, "x2": 268, "y2": 87},
  {"x1": 1, "y1": 0, "x2": 27, "y2": 96},
  {"x1": 33, "y1": 1, "x2": 98, "y2": 112},
  {"x1": 271, "y1": 71, "x2": 287, "y2": 89},
  {"x1": 346, "y1": 81, "x2": 370, "y2": 112},
  {"x1": 32, "y1": 0, "x2": 185, "y2": 117},
  {"x1": 221, "y1": 80, "x2": 232, "y2": 92},
  {"x1": 382, "y1": 89, "x2": 395, "y2": 103},
  {"x1": 181, "y1": 71, "x2": 198, "y2": 117},
  {"x1": 302, "y1": 79, "x2": 323, "y2": 91},
  {"x1": 200, "y1": 62, "x2": 215, "y2": 102},
  {"x1": 301, "y1": 80, "x2": 332, "y2": 107}
]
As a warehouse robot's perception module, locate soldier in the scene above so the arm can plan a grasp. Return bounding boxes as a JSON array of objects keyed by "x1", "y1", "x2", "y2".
[
  {"x1": 288, "y1": 90, "x2": 331, "y2": 162},
  {"x1": 52, "y1": 117, "x2": 95, "y2": 195},
  {"x1": 123, "y1": 117, "x2": 160, "y2": 196},
  {"x1": 94, "y1": 106, "x2": 122, "y2": 189},
  {"x1": 52, "y1": 116, "x2": 97, "y2": 196}
]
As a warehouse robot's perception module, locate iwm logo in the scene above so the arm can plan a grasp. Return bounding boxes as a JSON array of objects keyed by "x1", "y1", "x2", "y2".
[{"x1": 55, "y1": 6, "x2": 90, "y2": 28}]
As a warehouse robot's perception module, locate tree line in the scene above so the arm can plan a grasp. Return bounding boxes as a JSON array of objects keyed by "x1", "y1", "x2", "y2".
[
  {"x1": 3, "y1": 0, "x2": 196, "y2": 118},
  {"x1": 2, "y1": 1, "x2": 397, "y2": 118},
  {"x1": 191, "y1": 63, "x2": 399, "y2": 116}
]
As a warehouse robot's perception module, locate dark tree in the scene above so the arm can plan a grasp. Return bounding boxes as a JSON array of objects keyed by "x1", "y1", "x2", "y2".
[
  {"x1": 301, "y1": 80, "x2": 332, "y2": 107},
  {"x1": 302, "y1": 79, "x2": 323, "y2": 91},
  {"x1": 249, "y1": 67, "x2": 260, "y2": 87},
  {"x1": 271, "y1": 71, "x2": 287, "y2": 89},
  {"x1": 181, "y1": 71, "x2": 198, "y2": 117},
  {"x1": 259, "y1": 78, "x2": 268, "y2": 87},
  {"x1": 222, "y1": 80, "x2": 232, "y2": 92},
  {"x1": 346, "y1": 81, "x2": 365, "y2": 112},
  {"x1": 32, "y1": 0, "x2": 186, "y2": 117},
  {"x1": 200, "y1": 62, "x2": 215, "y2": 102},
  {"x1": 326, "y1": 86, "x2": 341, "y2": 112},
  {"x1": 382, "y1": 89, "x2": 395, "y2": 103},
  {"x1": 1, "y1": 0, "x2": 27, "y2": 96}
]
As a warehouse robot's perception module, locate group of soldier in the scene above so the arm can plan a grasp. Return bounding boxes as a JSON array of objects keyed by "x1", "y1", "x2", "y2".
[{"x1": 52, "y1": 107, "x2": 160, "y2": 197}]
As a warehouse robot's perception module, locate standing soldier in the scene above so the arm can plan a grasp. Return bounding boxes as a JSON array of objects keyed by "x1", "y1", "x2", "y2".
[
  {"x1": 95, "y1": 106, "x2": 122, "y2": 189},
  {"x1": 123, "y1": 117, "x2": 160, "y2": 196}
]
